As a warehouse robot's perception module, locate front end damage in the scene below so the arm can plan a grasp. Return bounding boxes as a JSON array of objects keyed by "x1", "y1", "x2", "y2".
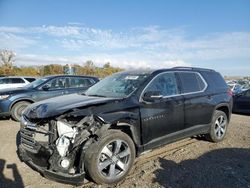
[{"x1": 18, "y1": 114, "x2": 110, "y2": 185}]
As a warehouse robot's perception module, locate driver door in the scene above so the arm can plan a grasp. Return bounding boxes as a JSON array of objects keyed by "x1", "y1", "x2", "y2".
[
  {"x1": 139, "y1": 72, "x2": 184, "y2": 149},
  {"x1": 32, "y1": 77, "x2": 67, "y2": 101}
]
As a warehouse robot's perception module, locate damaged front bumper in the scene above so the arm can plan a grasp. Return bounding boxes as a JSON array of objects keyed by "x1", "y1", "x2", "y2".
[
  {"x1": 17, "y1": 115, "x2": 102, "y2": 185},
  {"x1": 18, "y1": 145, "x2": 86, "y2": 185}
]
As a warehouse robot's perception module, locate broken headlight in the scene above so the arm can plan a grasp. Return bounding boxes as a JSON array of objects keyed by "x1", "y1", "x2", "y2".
[{"x1": 56, "y1": 121, "x2": 78, "y2": 157}]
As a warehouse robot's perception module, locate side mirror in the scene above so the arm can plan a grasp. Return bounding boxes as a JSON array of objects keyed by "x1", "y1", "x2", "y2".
[
  {"x1": 142, "y1": 91, "x2": 163, "y2": 101},
  {"x1": 42, "y1": 84, "x2": 50, "y2": 91}
]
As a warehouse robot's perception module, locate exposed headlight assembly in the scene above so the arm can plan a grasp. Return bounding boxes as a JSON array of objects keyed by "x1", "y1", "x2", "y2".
[
  {"x1": 0, "y1": 95, "x2": 9, "y2": 100},
  {"x1": 56, "y1": 121, "x2": 78, "y2": 157}
]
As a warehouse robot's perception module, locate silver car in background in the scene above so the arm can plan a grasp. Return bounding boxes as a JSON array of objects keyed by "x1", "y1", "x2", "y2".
[{"x1": 0, "y1": 76, "x2": 36, "y2": 90}]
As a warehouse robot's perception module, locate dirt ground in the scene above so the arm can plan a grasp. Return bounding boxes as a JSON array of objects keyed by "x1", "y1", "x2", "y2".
[{"x1": 0, "y1": 114, "x2": 249, "y2": 188}]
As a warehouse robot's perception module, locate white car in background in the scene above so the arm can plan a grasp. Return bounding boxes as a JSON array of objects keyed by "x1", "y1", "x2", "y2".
[{"x1": 0, "y1": 76, "x2": 36, "y2": 90}]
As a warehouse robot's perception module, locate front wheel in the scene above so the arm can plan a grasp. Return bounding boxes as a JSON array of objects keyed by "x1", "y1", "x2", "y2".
[
  {"x1": 206, "y1": 110, "x2": 228, "y2": 142},
  {"x1": 84, "y1": 130, "x2": 135, "y2": 185},
  {"x1": 11, "y1": 101, "x2": 31, "y2": 121}
]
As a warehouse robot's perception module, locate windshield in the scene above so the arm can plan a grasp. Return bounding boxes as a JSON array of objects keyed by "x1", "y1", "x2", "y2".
[
  {"x1": 25, "y1": 77, "x2": 49, "y2": 88},
  {"x1": 85, "y1": 72, "x2": 150, "y2": 98}
]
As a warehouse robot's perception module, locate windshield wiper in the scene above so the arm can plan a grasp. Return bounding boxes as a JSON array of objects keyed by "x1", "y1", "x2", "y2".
[{"x1": 87, "y1": 94, "x2": 106, "y2": 97}]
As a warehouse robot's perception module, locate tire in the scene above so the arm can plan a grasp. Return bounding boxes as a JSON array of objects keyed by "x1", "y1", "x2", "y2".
[
  {"x1": 11, "y1": 101, "x2": 31, "y2": 122},
  {"x1": 206, "y1": 110, "x2": 228, "y2": 142},
  {"x1": 84, "y1": 130, "x2": 135, "y2": 185}
]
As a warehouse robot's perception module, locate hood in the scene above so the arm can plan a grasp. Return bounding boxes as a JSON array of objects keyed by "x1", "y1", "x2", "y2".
[
  {"x1": 24, "y1": 93, "x2": 119, "y2": 119},
  {"x1": 0, "y1": 87, "x2": 30, "y2": 95}
]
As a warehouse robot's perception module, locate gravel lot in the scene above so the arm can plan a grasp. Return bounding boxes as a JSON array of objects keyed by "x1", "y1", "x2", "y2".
[{"x1": 0, "y1": 114, "x2": 249, "y2": 188}]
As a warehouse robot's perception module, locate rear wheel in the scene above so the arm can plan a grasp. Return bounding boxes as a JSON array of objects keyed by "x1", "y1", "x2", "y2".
[
  {"x1": 206, "y1": 110, "x2": 228, "y2": 142},
  {"x1": 84, "y1": 130, "x2": 135, "y2": 185},
  {"x1": 11, "y1": 101, "x2": 31, "y2": 121}
]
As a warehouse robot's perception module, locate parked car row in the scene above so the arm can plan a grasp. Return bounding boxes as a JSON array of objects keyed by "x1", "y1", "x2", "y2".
[
  {"x1": 226, "y1": 79, "x2": 250, "y2": 94},
  {"x1": 15, "y1": 67, "x2": 233, "y2": 185},
  {"x1": 0, "y1": 75, "x2": 99, "y2": 121}
]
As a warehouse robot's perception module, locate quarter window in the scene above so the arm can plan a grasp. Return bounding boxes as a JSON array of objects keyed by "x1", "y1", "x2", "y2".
[
  {"x1": 11, "y1": 78, "x2": 25, "y2": 83},
  {"x1": 144, "y1": 72, "x2": 179, "y2": 96},
  {"x1": 178, "y1": 72, "x2": 206, "y2": 93},
  {"x1": 25, "y1": 78, "x2": 36, "y2": 82}
]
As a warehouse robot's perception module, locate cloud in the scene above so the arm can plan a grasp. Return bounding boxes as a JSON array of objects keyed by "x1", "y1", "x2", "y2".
[
  {"x1": 0, "y1": 25, "x2": 250, "y2": 74},
  {"x1": 15, "y1": 53, "x2": 188, "y2": 70},
  {"x1": 32, "y1": 25, "x2": 82, "y2": 36},
  {"x1": 0, "y1": 32, "x2": 37, "y2": 49},
  {"x1": 0, "y1": 26, "x2": 26, "y2": 33}
]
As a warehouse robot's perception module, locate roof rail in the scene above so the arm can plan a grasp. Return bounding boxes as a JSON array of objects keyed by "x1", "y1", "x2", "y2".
[{"x1": 172, "y1": 66, "x2": 215, "y2": 72}]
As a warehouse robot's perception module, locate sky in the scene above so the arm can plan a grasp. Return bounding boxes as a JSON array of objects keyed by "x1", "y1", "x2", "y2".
[{"x1": 0, "y1": 0, "x2": 250, "y2": 76}]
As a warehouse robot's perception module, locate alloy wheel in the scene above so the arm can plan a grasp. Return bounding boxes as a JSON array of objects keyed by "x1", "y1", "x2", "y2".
[
  {"x1": 214, "y1": 115, "x2": 227, "y2": 139},
  {"x1": 97, "y1": 139, "x2": 131, "y2": 179}
]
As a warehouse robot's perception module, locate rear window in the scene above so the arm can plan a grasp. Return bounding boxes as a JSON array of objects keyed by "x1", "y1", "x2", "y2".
[{"x1": 178, "y1": 72, "x2": 206, "y2": 93}]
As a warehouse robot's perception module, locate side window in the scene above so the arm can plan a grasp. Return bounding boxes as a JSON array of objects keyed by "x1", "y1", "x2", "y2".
[
  {"x1": 144, "y1": 72, "x2": 179, "y2": 96},
  {"x1": 46, "y1": 77, "x2": 66, "y2": 90},
  {"x1": 11, "y1": 78, "x2": 25, "y2": 83},
  {"x1": 178, "y1": 72, "x2": 206, "y2": 93},
  {"x1": 68, "y1": 77, "x2": 93, "y2": 88}
]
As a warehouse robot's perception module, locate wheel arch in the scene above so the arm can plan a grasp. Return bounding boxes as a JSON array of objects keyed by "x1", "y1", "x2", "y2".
[
  {"x1": 109, "y1": 122, "x2": 141, "y2": 156},
  {"x1": 214, "y1": 103, "x2": 231, "y2": 121},
  {"x1": 9, "y1": 98, "x2": 35, "y2": 112}
]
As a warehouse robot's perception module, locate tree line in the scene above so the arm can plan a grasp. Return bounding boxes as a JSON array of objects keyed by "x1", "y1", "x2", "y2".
[{"x1": 0, "y1": 50, "x2": 123, "y2": 78}]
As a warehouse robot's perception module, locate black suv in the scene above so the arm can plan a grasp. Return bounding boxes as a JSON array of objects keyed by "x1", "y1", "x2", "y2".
[
  {"x1": 0, "y1": 75, "x2": 98, "y2": 121},
  {"x1": 18, "y1": 67, "x2": 232, "y2": 185}
]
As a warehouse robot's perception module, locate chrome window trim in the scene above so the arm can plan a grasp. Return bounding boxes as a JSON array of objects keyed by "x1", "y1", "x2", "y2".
[{"x1": 139, "y1": 71, "x2": 208, "y2": 102}]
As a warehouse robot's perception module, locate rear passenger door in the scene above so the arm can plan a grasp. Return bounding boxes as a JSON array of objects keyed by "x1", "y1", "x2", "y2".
[
  {"x1": 65, "y1": 77, "x2": 96, "y2": 94},
  {"x1": 177, "y1": 72, "x2": 213, "y2": 128}
]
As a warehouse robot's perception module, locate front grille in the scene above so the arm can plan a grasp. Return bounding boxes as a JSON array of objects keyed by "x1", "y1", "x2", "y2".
[
  {"x1": 20, "y1": 126, "x2": 39, "y2": 153},
  {"x1": 20, "y1": 116, "x2": 50, "y2": 153}
]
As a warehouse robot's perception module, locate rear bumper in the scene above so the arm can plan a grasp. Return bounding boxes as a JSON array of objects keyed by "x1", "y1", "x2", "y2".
[{"x1": 18, "y1": 145, "x2": 86, "y2": 185}]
